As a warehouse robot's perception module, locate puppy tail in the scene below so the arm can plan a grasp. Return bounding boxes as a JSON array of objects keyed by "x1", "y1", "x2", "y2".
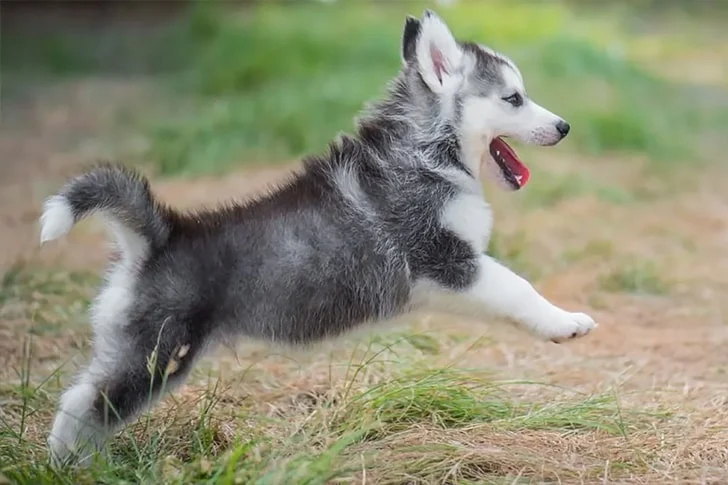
[{"x1": 39, "y1": 162, "x2": 173, "y2": 262}]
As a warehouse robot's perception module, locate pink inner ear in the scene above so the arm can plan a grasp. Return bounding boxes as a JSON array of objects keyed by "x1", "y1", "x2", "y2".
[{"x1": 430, "y1": 44, "x2": 447, "y2": 84}]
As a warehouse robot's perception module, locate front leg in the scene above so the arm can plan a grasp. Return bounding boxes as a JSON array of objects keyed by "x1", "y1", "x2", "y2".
[
  {"x1": 472, "y1": 255, "x2": 596, "y2": 341},
  {"x1": 424, "y1": 255, "x2": 596, "y2": 342}
]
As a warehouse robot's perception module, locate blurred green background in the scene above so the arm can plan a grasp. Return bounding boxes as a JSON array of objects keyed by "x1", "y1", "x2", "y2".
[{"x1": 3, "y1": 0, "x2": 727, "y2": 176}]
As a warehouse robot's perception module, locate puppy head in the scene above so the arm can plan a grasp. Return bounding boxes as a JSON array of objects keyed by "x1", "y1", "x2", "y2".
[{"x1": 401, "y1": 11, "x2": 570, "y2": 190}]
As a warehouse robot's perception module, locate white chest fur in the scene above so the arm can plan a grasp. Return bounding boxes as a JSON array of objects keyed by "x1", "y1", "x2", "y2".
[{"x1": 440, "y1": 189, "x2": 493, "y2": 254}]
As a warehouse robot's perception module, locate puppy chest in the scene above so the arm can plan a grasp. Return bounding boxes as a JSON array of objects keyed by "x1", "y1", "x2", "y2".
[{"x1": 440, "y1": 193, "x2": 493, "y2": 253}]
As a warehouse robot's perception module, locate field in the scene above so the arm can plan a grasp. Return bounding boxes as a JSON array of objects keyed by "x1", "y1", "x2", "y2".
[{"x1": 2, "y1": 1, "x2": 728, "y2": 483}]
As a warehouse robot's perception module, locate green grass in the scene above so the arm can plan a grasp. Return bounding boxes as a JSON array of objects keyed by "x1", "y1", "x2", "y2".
[
  {"x1": 0, "y1": 265, "x2": 659, "y2": 483},
  {"x1": 488, "y1": 230, "x2": 542, "y2": 280},
  {"x1": 0, "y1": 356, "x2": 656, "y2": 484},
  {"x1": 139, "y1": 1, "x2": 728, "y2": 175},
  {"x1": 1, "y1": 19, "x2": 194, "y2": 77},
  {"x1": 0, "y1": 265, "x2": 98, "y2": 336},
  {"x1": 599, "y1": 260, "x2": 670, "y2": 295},
  {"x1": 519, "y1": 168, "x2": 636, "y2": 208},
  {"x1": 5, "y1": 2, "x2": 727, "y2": 175},
  {"x1": 563, "y1": 239, "x2": 617, "y2": 264},
  {"x1": 338, "y1": 368, "x2": 633, "y2": 438},
  {"x1": 144, "y1": 2, "x2": 408, "y2": 175}
]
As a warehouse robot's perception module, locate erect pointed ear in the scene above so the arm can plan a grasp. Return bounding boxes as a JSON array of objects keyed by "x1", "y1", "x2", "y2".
[
  {"x1": 401, "y1": 15, "x2": 421, "y2": 64},
  {"x1": 415, "y1": 10, "x2": 463, "y2": 94}
]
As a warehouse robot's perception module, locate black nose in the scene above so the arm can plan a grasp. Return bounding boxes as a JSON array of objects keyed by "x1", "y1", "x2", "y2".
[{"x1": 556, "y1": 120, "x2": 570, "y2": 138}]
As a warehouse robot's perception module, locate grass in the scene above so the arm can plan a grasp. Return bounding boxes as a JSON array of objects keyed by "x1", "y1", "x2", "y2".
[
  {"x1": 487, "y1": 230, "x2": 542, "y2": 281},
  {"x1": 521, "y1": 169, "x2": 636, "y2": 208},
  {"x1": 0, "y1": 347, "x2": 658, "y2": 484},
  {"x1": 0, "y1": 266, "x2": 668, "y2": 484},
  {"x1": 337, "y1": 369, "x2": 635, "y2": 437},
  {"x1": 0, "y1": 265, "x2": 98, "y2": 337},
  {"x1": 6, "y1": 2, "x2": 724, "y2": 175},
  {"x1": 137, "y1": 1, "x2": 728, "y2": 176},
  {"x1": 598, "y1": 260, "x2": 670, "y2": 295},
  {"x1": 3, "y1": 1, "x2": 728, "y2": 483},
  {"x1": 0, "y1": 262, "x2": 679, "y2": 483}
]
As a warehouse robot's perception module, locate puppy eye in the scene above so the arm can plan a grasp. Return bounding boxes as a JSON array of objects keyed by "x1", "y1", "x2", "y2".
[{"x1": 502, "y1": 93, "x2": 523, "y2": 107}]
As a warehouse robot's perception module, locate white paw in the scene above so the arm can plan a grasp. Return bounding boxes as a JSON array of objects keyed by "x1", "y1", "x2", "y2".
[
  {"x1": 48, "y1": 426, "x2": 99, "y2": 469},
  {"x1": 48, "y1": 434, "x2": 74, "y2": 468},
  {"x1": 48, "y1": 382, "x2": 104, "y2": 468},
  {"x1": 538, "y1": 310, "x2": 597, "y2": 343}
]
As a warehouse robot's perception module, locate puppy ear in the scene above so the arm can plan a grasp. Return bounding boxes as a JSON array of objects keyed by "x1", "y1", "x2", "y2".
[
  {"x1": 401, "y1": 15, "x2": 421, "y2": 64},
  {"x1": 415, "y1": 10, "x2": 463, "y2": 94}
]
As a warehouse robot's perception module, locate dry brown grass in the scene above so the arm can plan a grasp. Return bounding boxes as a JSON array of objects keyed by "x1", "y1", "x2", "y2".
[
  {"x1": 5, "y1": 146, "x2": 728, "y2": 483},
  {"x1": 3, "y1": 55, "x2": 728, "y2": 484}
]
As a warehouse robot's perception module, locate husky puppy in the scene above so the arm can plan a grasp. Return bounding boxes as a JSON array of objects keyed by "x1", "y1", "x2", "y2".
[{"x1": 40, "y1": 10, "x2": 596, "y2": 466}]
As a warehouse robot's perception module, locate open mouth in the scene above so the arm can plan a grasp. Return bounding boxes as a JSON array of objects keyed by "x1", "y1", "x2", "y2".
[{"x1": 489, "y1": 137, "x2": 530, "y2": 190}]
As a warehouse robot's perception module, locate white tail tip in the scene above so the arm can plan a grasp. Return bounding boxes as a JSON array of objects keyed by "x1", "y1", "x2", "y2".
[{"x1": 40, "y1": 195, "x2": 74, "y2": 244}]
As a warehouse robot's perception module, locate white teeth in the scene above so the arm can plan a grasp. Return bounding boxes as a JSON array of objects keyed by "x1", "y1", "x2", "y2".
[
  {"x1": 496, "y1": 150, "x2": 501, "y2": 156},
  {"x1": 515, "y1": 175, "x2": 522, "y2": 183}
]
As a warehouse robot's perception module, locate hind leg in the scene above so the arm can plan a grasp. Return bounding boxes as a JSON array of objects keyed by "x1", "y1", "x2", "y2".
[{"x1": 48, "y1": 328, "x2": 202, "y2": 467}]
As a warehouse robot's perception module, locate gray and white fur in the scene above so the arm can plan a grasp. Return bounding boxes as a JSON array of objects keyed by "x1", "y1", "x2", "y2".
[{"x1": 40, "y1": 10, "x2": 596, "y2": 466}]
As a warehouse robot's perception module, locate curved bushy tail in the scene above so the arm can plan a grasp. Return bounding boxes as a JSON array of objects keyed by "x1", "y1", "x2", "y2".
[{"x1": 40, "y1": 163, "x2": 172, "y2": 262}]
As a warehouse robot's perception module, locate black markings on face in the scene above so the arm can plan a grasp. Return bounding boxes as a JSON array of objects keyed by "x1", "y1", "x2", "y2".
[{"x1": 459, "y1": 42, "x2": 512, "y2": 98}]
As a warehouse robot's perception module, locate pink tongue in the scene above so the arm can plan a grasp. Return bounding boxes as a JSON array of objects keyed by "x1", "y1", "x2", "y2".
[{"x1": 491, "y1": 137, "x2": 530, "y2": 187}]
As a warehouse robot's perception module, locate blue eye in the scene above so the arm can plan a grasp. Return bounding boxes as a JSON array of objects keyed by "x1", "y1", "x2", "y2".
[{"x1": 502, "y1": 93, "x2": 523, "y2": 107}]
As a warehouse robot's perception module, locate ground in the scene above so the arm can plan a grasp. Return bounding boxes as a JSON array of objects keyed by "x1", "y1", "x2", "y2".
[{"x1": 2, "y1": 3, "x2": 728, "y2": 484}]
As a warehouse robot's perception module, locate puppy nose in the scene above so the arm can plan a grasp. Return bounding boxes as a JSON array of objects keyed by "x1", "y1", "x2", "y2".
[{"x1": 556, "y1": 120, "x2": 570, "y2": 137}]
